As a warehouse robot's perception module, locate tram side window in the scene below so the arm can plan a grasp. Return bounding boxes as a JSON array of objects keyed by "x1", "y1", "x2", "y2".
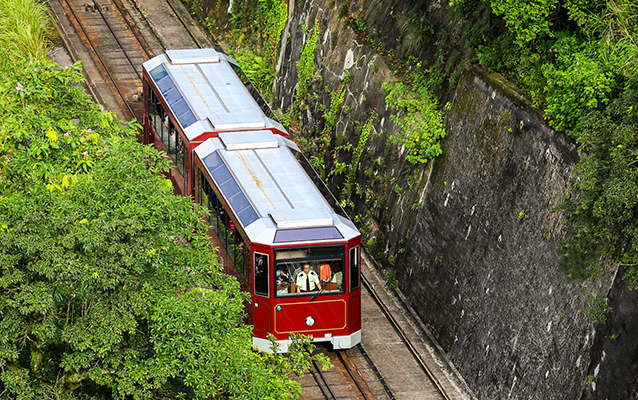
[
  {"x1": 197, "y1": 168, "x2": 248, "y2": 280},
  {"x1": 183, "y1": 149, "x2": 189, "y2": 195},
  {"x1": 198, "y1": 170, "x2": 214, "y2": 225},
  {"x1": 254, "y1": 253, "x2": 269, "y2": 297},
  {"x1": 199, "y1": 170, "x2": 227, "y2": 244},
  {"x1": 149, "y1": 89, "x2": 165, "y2": 139},
  {"x1": 349, "y1": 246, "x2": 360, "y2": 291},
  {"x1": 234, "y1": 234, "x2": 247, "y2": 278},
  {"x1": 163, "y1": 118, "x2": 178, "y2": 168},
  {"x1": 167, "y1": 122, "x2": 185, "y2": 175}
]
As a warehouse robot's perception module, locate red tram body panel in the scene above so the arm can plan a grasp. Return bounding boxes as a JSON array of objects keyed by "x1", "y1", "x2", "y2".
[{"x1": 142, "y1": 49, "x2": 361, "y2": 352}]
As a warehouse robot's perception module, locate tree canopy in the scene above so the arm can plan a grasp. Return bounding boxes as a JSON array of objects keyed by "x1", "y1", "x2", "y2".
[{"x1": 0, "y1": 24, "x2": 310, "y2": 400}]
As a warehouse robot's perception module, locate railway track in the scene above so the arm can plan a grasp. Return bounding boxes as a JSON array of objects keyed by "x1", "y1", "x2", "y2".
[
  {"x1": 59, "y1": 0, "x2": 153, "y2": 121},
  {"x1": 55, "y1": 0, "x2": 216, "y2": 123},
  {"x1": 306, "y1": 345, "x2": 377, "y2": 400},
  {"x1": 298, "y1": 272, "x2": 454, "y2": 400},
  {"x1": 361, "y1": 273, "x2": 451, "y2": 400}
]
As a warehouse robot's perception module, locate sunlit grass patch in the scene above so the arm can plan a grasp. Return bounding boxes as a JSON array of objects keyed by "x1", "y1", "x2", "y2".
[{"x1": 0, "y1": 0, "x2": 54, "y2": 59}]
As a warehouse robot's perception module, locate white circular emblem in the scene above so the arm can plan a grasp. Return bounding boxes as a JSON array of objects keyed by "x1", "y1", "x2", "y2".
[{"x1": 305, "y1": 316, "x2": 315, "y2": 326}]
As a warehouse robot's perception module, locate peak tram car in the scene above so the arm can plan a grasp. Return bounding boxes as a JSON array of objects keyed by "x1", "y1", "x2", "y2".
[{"x1": 142, "y1": 49, "x2": 362, "y2": 352}]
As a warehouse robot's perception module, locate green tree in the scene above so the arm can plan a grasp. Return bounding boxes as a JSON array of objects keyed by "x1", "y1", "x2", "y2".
[
  {"x1": 542, "y1": 36, "x2": 616, "y2": 135},
  {"x1": 555, "y1": 74, "x2": 638, "y2": 287},
  {"x1": 0, "y1": 43, "x2": 315, "y2": 400},
  {"x1": 487, "y1": 0, "x2": 603, "y2": 46},
  {"x1": 489, "y1": 0, "x2": 559, "y2": 45}
]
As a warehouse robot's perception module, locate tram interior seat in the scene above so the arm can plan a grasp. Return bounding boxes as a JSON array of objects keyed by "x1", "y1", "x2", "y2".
[{"x1": 333, "y1": 271, "x2": 342, "y2": 286}]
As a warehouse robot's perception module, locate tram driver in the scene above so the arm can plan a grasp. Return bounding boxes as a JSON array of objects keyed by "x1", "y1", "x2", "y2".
[{"x1": 295, "y1": 264, "x2": 322, "y2": 293}]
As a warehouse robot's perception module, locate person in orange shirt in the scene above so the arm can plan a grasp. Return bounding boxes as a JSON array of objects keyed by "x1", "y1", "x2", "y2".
[{"x1": 319, "y1": 263, "x2": 332, "y2": 283}]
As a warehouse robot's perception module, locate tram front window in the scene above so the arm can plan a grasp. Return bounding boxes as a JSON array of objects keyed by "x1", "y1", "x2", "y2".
[{"x1": 274, "y1": 246, "x2": 344, "y2": 297}]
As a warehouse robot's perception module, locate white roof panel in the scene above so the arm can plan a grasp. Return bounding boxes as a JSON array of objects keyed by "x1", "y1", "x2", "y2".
[
  {"x1": 142, "y1": 49, "x2": 274, "y2": 137},
  {"x1": 166, "y1": 48, "x2": 220, "y2": 64},
  {"x1": 194, "y1": 131, "x2": 359, "y2": 245}
]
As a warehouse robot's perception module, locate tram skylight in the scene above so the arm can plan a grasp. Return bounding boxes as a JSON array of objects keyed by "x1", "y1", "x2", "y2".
[
  {"x1": 274, "y1": 227, "x2": 343, "y2": 243},
  {"x1": 202, "y1": 151, "x2": 259, "y2": 227},
  {"x1": 149, "y1": 65, "x2": 197, "y2": 129}
]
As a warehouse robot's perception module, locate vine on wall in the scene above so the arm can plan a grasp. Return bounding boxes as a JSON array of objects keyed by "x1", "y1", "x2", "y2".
[
  {"x1": 384, "y1": 68, "x2": 446, "y2": 164},
  {"x1": 340, "y1": 112, "x2": 376, "y2": 208},
  {"x1": 296, "y1": 20, "x2": 321, "y2": 103}
]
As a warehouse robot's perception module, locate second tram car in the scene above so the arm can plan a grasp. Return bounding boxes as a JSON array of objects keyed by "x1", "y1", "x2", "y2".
[{"x1": 142, "y1": 48, "x2": 362, "y2": 352}]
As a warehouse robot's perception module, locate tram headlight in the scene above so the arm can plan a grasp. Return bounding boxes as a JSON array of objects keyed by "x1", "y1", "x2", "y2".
[{"x1": 305, "y1": 316, "x2": 315, "y2": 326}]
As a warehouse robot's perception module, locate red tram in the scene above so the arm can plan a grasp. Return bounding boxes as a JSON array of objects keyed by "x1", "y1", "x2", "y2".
[{"x1": 142, "y1": 49, "x2": 362, "y2": 352}]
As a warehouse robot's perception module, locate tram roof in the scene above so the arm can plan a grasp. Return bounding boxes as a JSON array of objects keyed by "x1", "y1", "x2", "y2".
[
  {"x1": 142, "y1": 48, "x2": 284, "y2": 141},
  {"x1": 194, "y1": 130, "x2": 359, "y2": 246}
]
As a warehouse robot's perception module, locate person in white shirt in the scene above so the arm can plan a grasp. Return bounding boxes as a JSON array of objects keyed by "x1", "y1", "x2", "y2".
[{"x1": 295, "y1": 264, "x2": 322, "y2": 293}]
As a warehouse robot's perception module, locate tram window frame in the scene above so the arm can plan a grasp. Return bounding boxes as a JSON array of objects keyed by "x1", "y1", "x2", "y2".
[
  {"x1": 149, "y1": 89, "x2": 165, "y2": 140},
  {"x1": 254, "y1": 253, "x2": 269, "y2": 298},
  {"x1": 274, "y1": 245, "x2": 345, "y2": 297},
  {"x1": 196, "y1": 167, "x2": 248, "y2": 280},
  {"x1": 349, "y1": 246, "x2": 360, "y2": 291},
  {"x1": 148, "y1": 87, "x2": 187, "y2": 182}
]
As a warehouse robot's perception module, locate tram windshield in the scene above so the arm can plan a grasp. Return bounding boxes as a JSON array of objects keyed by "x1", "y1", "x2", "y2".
[{"x1": 274, "y1": 245, "x2": 345, "y2": 297}]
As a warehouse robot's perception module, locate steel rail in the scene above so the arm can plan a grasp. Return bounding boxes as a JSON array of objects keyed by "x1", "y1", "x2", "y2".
[
  {"x1": 107, "y1": 0, "x2": 154, "y2": 59},
  {"x1": 361, "y1": 273, "x2": 452, "y2": 400},
  {"x1": 92, "y1": 0, "x2": 142, "y2": 81},
  {"x1": 336, "y1": 351, "x2": 371, "y2": 400},
  {"x1": 163, "y1": 0, "x2": 206, "y2": 49},
  {"x1": 311, "y1": 359, "x2": 337, "y2": 400},
  {"x1": 62, "y1": 0, "x2": 137, "y2": 121},
  {"x1": 125, "y1": 0, "x2": 166, "y2": 52},
  {"x1": 356, "y1": 344, "x2": 396, "y2": 400}
]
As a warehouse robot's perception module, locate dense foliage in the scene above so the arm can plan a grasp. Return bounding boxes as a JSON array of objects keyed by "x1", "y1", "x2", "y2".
[
  {"x1": 460, "y1": 0, "x2": 638, "y2": 285},
  {"x1": 0, "y1": 4, "x2": 318, "y2": 397},
  {"x1": 206, "y1": 0, "x2": 287, "y2": 98},
  {"x1": 384, "y1": 68, "x2": 446, "y2": 165}
]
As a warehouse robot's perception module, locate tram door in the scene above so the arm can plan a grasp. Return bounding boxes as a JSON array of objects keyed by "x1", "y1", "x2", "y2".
[
  {"x1": 253, "y1": 252, "x2": 270, "y2": 334},
  {"x1": 348, "y1": 245, "x2": 361, "y2": 329}
]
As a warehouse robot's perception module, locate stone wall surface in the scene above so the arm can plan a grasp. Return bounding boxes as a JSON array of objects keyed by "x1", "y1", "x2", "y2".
[
  {"x1": 201, "y1": 0, "x2": 638, "y2": 398},
  {"x1": 401, "y1": 67, "x2": 613, "y2": 399}
]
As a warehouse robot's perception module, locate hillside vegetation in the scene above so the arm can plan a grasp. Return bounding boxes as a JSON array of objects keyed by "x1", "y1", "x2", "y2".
[{"x1": 459, "y1": 0, "x2": 638, "y2": 286}]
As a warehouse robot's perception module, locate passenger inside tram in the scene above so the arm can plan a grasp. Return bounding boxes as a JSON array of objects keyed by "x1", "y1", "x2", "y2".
[
  {"x1": 319, "y1": 262, "x2": 331, "y2": 283},
  {"x1": 275, "y1": 261, "x2": 344, "y2": 296},
  {"x1": 321, "y1": 262, "x2": 342, "y2": 292},
  {"x1": 276, "y1": 264, "x2": 290, "y2": 295},
  {"x1": 295, "y1": 264, "x2": 322, "y2": 293}
]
